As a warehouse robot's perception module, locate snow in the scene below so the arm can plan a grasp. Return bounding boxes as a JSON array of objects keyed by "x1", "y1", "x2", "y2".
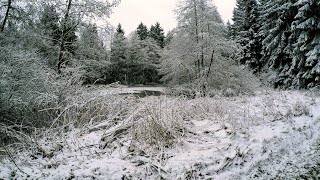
[
  {"x1": 0, "y1": 90, "x2": 320, "y2": 179},
  {"x1": 97, "y1": 86, "x2": 167, "y2": 96}
]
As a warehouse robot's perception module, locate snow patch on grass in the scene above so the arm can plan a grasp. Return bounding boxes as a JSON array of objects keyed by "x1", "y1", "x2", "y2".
[{"x1": 0, "y1": 90, "x2": 319, "y2": 179}]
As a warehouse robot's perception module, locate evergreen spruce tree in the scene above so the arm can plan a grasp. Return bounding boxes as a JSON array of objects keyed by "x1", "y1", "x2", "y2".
[
  {"x1": 109, "y1": 23, "x2": 128, "y2": 83},
  {"x1": 78, "y1": 23, "x2": 105, "y2": 59},
  {"x1": 39, "y1": 5, "x2": 61, "y2": 45},
  {"x1": 231, "y1": 0, "x2": 246, "y2": 39},
  {"x1": 290, "y1": 0, "x2": 320, "y2": 88},
  {"x1": 127, "y1": 33, "x2": 161, "y2": 84},
  {"x1": 242, "y1": 0, "x2": 262, "y2": 73},
  {"x1": 77, "y1": 23, "x2": 108, "y2": 84},
  {"x1": 110, "y1": 24, "x2": 127, "y2": 63},
  {"x1": 226, "y1": 21, "x2": 232, "y2": 38},
  {"x1": 149, "y1": 22, "x2": 165, "y2": 48},
  {"x1": 231, "y1": 0, "x2": 262, "y2": 73},
  {"x1": 136, "y1": 22, "x2": 148, "y2": 40},
  {"x1": 36, "y1": 4, "x2": 62, "y2": 67},
  {"x1": 63, "y1": 17, "x2": 78, "y2": 55},
  {"x1": 259, "y1": 0, "x2": 298, "y2": 88}
]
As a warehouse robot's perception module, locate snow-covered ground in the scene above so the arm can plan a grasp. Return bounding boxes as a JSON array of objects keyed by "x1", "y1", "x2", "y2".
[{"x1": 0, "y1": 90, "x2": 319, "y2": 179}]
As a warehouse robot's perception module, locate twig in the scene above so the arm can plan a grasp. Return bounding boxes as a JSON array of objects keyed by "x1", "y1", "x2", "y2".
[{"x1": 3, "y1": 145, "x2": 28, "y2": 175}]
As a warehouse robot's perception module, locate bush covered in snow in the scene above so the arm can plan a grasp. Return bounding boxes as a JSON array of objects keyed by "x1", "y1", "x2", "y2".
[{"x1": 0, "y1": 40, "x2": 61, "y2": 143}]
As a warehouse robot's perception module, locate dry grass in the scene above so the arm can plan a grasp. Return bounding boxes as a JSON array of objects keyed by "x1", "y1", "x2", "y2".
[
  {"x1": 1, "y1": 88, "x2": 318, "y2": 180},
  {"x1": 98, "y1": 92, "x2": 304, "y2": 150},
  {"x1": 2, "y1": 87, "x2": 315, "y2": 160},
  {"x1": 103, "y1": 92, "x2": 291, "y2": 147},
  {"x1": 130, "y1": 97, "x2": 186, "y2": 148},
  {"x1": 49, "y1": 93, "x2": 137, "y2": 130},
  {"x1": 291, "y1": 101, "x2": 311, "y2": 117},
  {"x1": 99, "y1": 96, "x2": 186, "y2": 150}
]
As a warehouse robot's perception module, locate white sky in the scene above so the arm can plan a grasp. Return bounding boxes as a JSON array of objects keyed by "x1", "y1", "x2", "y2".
[{"x1": 108, "y1": 0, "x2": 236, "y2": 34}]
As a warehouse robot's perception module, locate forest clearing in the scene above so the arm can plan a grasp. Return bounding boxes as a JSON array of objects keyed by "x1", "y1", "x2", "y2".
[
  {"x1": 1, "y1": 0, "x2": 319, "y2": 179},
  {"x1": 1, "y1": 89, "x2": 320, "y2": 179}
]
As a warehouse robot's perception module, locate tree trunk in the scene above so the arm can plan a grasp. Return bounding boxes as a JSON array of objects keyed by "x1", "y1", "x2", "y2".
[
  {"x1": 192, "y1": 0, "x2": 200, "y2": 75},
  {"x1": 57, "y1": 0, "x2": 72, "y2": 73},
  {"x1": 200, "y1": 2, "x2": 205, "y2": 69},
  {"x1": 1, "y1": 0, "x2": 12, "y2": 32},
  {"x1": 207, "y1": 49, "x2": 215, "y2": 78},
  {"x1": 201, "y1": 31, "x2": 204, "y2": 69}
]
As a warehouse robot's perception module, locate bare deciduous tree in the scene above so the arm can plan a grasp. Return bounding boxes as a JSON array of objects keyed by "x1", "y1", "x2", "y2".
[
  {"x1": 55, "y1": 0, "x2": 120, "y2": 73},
  {"x1": 0, "y1": 0, "x2": 12, "y2": 32},
  {"x1": 161, "y1": 0, "x2": 256, "y2": 95}
]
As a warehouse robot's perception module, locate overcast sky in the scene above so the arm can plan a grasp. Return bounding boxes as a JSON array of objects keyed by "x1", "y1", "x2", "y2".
[{"x1": 108, "y1": 0, "x2": 236, "y2": 34}]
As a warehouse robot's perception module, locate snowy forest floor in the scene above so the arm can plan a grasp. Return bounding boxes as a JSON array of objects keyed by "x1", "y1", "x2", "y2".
[{"x1": 1, "y1": 89, "x2": 320, "y2": 179}]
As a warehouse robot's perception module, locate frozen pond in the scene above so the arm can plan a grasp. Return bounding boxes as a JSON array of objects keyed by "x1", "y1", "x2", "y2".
[{"x1": 99, "y1": 86, "x2": 167, "y2": 97}]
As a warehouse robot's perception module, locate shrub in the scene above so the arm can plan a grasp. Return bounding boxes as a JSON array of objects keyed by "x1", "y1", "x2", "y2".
[{"x1": 0, "y1": 36, "x2": 63, "y2": 143}]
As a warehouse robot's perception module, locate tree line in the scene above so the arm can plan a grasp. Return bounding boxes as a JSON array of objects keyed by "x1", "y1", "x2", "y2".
[
  {"x1": 0, "y1": 0, "x2": 169, "y2": 85},
  {"x1": 107, "y1": 22, "x2": 166, "y2": 85},
  {"x1": 1, "y1": 0, "x2": 318, "y2": 97},
  {"x1": 229, "y1": 0, "x2": 320, "y2": 89}
]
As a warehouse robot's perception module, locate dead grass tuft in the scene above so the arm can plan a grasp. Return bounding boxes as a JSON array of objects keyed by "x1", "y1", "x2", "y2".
[
  {"x1": 291, "y1": 101, "x2": 311, "y2": 117},
  {"x1": 131, "y1": 98, "x2": 185, "y2": 148}
]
